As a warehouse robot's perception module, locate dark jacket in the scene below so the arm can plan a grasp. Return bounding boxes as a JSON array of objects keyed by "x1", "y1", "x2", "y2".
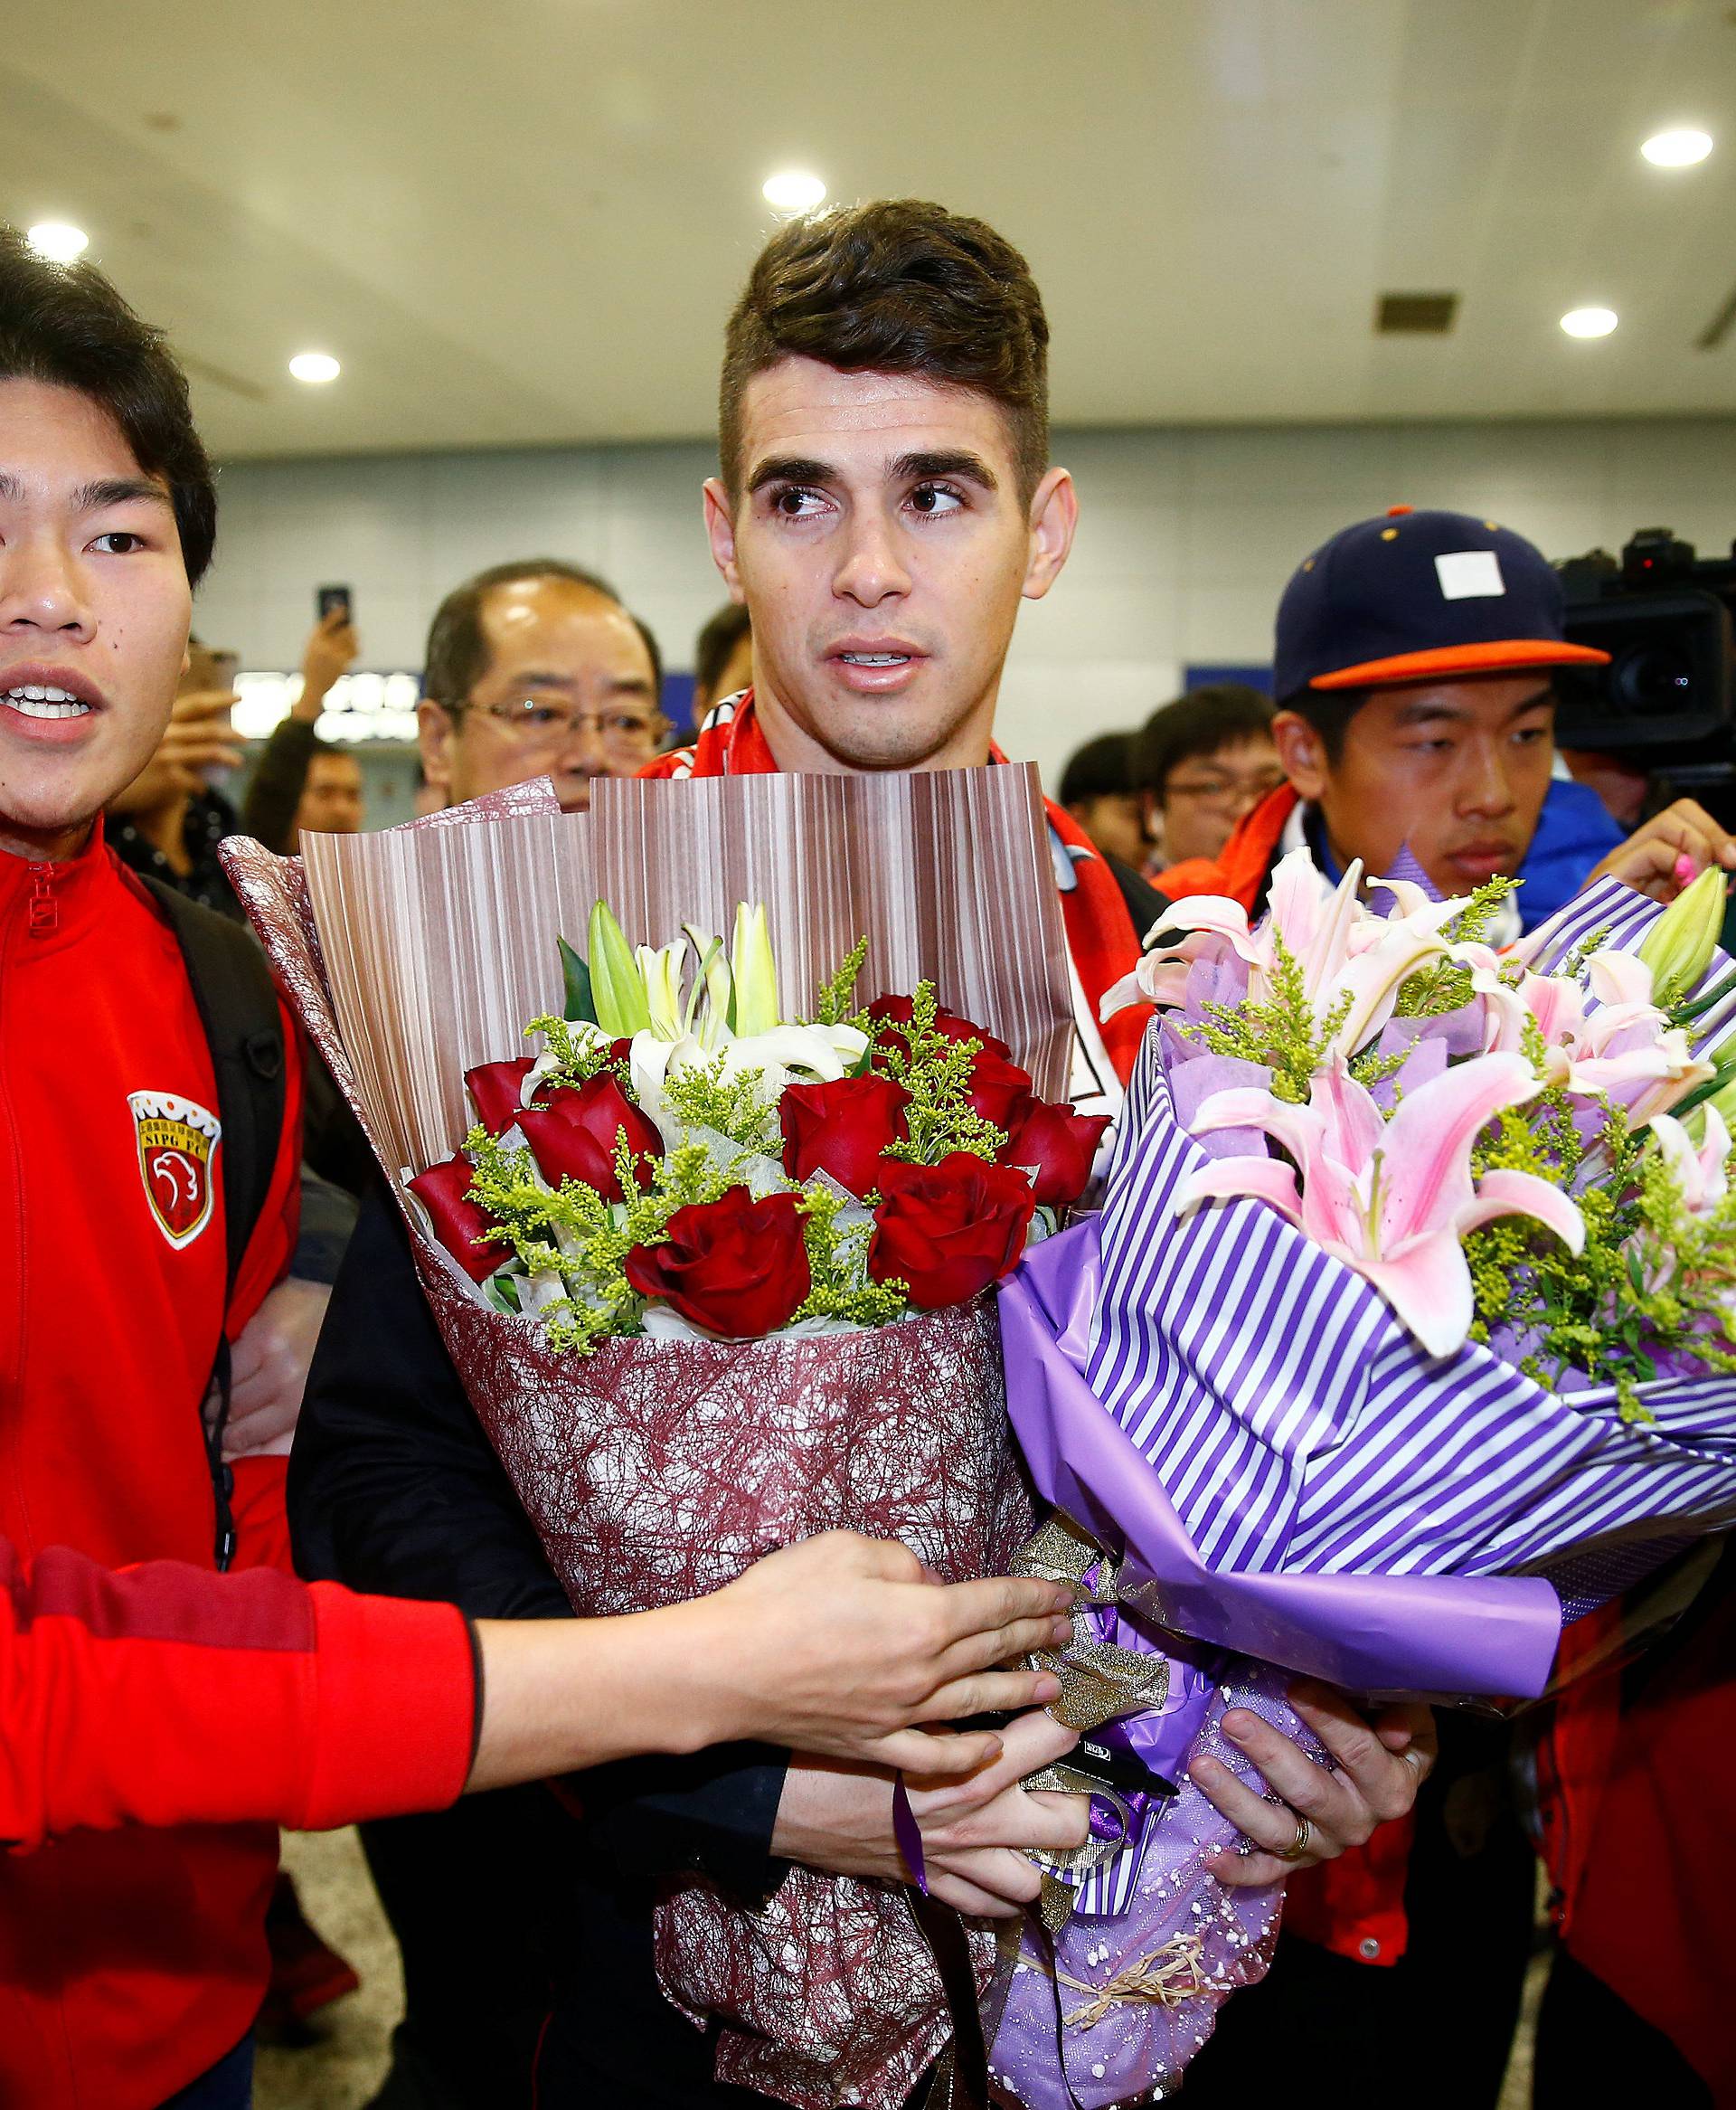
[
  {"x1": 241, "y1": 714, "x2": 321, "y2": 855},
  {"x1": 289, "y1": 1187, "x2": 790, "y2": 2106}
]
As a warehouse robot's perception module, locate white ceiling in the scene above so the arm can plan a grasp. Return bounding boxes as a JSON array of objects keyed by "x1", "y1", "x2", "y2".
[{"x1": 4, "y1": 0, "x2": 1734, "y2": 459}]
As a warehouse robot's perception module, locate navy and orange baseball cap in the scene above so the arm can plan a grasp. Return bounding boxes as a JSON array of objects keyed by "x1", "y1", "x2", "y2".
[{"x1": 1273, "y1": 506, "x2": 1610, "y2": 701}]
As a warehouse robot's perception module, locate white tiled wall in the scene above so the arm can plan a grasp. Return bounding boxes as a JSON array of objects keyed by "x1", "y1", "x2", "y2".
[{"x1": 194, "y1": 417, "x2": 1736, "y2": 796}]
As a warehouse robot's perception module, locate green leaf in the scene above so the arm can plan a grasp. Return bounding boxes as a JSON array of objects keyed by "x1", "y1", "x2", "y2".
[
  {"x1": 588, "y1": 900, "x2": 652, "y2": 1037},
  {"x1": 558, "y1": 937, "x2": 597, "y2": 1025}
]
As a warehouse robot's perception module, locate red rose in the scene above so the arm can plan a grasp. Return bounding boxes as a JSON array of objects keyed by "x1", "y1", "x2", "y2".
[
  {"x1": 963, "y1": 1047, "x2": 1035, "y2": 1131},
  {"x1": 624, "y1": 1187, "x2": 812, "y2": 1339},
  {"x1": 607, "y1": 1037, "x2": 636, "y2": 1066},
  {"x1": 465, "y1": 1057, "x2": 538, "y2": 1136},
  {"x1": 780, "y1": 1075, "x2": 911, "y2": 1197},
  {"x1": 865, "y1": 993, "x2": 1010, "y2": 1060},
  {"x1": 517, "y1": 1074, "x2": 663, "y2": 1200},
  {"x1": 408, "y1": 1155, "x2": 507, "y2": 1282},
  {"x1": 869, "y1": 1152, "x2": 1037, "y2": 1310},
  {"x1": 1001, "y1": 1100, "x2": 1112, "y2": 1207}
]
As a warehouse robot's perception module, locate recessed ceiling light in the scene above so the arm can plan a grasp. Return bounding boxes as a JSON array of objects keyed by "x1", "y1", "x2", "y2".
[
  {"x1": 1642, "y1": 127, "x2": 1712, "y2": 167},
  {"x1": 1561, "y1": 307, "x2": 1618, "y2": 339},
  {"x1": 288, "y1": 351, "x2": 341, "y2": 384},
  {"x1": 762, "y1": 170, "x2": 826, "y2": 213},
  {"x1": 25, "y1": 222, "x2": 90, "y2": 264}
]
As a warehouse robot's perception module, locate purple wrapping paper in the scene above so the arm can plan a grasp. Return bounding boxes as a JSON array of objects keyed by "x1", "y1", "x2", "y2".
[{"x1": 1003, "y1": 1223, "x2": 1563, "y2": 1699}]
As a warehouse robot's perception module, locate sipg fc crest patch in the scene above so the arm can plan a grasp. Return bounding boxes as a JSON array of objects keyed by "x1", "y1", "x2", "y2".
[{"x1": 128, "y1": 1090, "x2": 222, "y2": 1249}]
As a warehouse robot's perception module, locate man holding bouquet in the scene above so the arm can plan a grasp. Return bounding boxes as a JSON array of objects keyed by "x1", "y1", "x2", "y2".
[{"x1": 292, "y1": 199, "x2": 1435, "y2": 2109}]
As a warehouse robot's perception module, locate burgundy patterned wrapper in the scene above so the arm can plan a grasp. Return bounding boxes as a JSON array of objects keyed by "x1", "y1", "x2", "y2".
[
  {"x1": 418, "y1": 1260, "x2": 1034, "y2": 2106},
  {"x1": 220, "y1": 818, "x2": 1040, "y2": 2110}
]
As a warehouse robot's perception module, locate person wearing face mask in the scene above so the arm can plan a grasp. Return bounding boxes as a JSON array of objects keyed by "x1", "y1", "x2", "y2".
[{"x1": 415, "y1": 558, "x2": 667, "y2": 817}]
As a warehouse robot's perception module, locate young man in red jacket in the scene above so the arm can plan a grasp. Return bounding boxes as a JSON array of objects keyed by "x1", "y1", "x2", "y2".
[{"x1": 0, "y1": 222, "x2": 1078, "y2": 2110}]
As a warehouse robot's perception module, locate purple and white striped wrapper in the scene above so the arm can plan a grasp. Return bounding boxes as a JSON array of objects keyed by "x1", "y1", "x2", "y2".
[{"x1": 989, "y1": 877, "x2": 1736, "y2": 2108}]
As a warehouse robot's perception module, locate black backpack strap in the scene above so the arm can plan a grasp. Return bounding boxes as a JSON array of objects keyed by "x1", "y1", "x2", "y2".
[{"x1": 141, "y1": 878, "x2": 288, "y2": 1568}]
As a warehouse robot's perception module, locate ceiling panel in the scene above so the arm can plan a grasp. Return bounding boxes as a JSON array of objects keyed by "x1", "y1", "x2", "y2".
[{"x1": 1, "y1": 0, "x2": 1731, "y2": 457}]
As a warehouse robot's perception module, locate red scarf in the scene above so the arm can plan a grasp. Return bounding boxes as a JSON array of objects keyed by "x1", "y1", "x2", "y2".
[
  {"x1": 1153, "y1": 782, "x2": 1301, "y2": 914},
  {"x1": 645, "y1": 694, "x2": 1148, "y2": 1083}
]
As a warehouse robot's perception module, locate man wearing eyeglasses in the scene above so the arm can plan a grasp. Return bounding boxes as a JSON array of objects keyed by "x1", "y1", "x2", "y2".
[{"x1": 417, "y1": 559, "x2": 666, "y2": 815}]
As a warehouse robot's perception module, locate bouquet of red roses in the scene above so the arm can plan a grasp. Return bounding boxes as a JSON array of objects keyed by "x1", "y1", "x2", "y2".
[
  {"x1": 408, "y1": 900, "x2": 1103, "y2": 1358},
  {"x1": 221, "y1": 769, "x2": 1099, "y2": 2110}
]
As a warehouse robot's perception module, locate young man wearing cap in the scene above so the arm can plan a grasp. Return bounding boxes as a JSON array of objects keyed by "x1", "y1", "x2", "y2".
[
  {"x1": 1155, "y1": 506, "x2": 1736, "y2": 925},
  {"x1": 1160, "y1": 506, "x2": 1736, "y2": 2110}
]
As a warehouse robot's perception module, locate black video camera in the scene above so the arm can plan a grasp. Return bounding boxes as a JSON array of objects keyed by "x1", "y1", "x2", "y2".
[{"x1": 1554, "y1": 528, "x2": 1736, "y2": 818}]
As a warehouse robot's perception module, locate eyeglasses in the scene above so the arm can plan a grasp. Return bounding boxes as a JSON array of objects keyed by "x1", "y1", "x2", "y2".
[
  {"x1": 1163, "y1": 768, "x2": 1288, "y2": 812},
  {"x1": 461, "y1": 698, "x2": 664, "y2": 752}
]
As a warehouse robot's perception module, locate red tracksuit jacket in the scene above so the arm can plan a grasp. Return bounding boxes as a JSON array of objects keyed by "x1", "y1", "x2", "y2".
[{"x1": 0, "y1": 827, "x2": 471, "y2": 2106}]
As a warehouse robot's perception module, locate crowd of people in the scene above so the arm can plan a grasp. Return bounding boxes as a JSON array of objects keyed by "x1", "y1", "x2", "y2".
[{"x1": 1, "y1": 187, "x2": 1731, "y2": 2110}]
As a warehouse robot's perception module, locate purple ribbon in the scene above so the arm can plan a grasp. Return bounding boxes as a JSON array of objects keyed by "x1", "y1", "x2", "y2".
[{"x1": 892, "y1": 1773, "x2": 929, "y2": 1895}]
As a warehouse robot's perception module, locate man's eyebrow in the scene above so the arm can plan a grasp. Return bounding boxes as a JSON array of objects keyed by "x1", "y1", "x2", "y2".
[
  {"x1": 891, "y1": 449, "x2": 998, "y2": 491},
  {"x1": 748, "y1": 455, "x2": 837, "y2": 495},
  {"x1": 1392, "y1": 697, "x2": 1474, "y2": 726},
  {"x1": 1505, "y1": 685, "x2": 1556, "y2": 720},
  {"x1": 73, "y1": 477, "x2": 175, "y2": 514}
]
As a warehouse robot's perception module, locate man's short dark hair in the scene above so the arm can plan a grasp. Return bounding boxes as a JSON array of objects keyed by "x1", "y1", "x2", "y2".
[
  {"x1": 1278, "y1": 687, "x2": 1369, "y2": 767},
  {"x1": 630, "y1": 612, "x2": 664, "y2": 704},
  {"x1": 719, "y1": 199, "x2": 1050, "y2": 506},
  {"x1": 0, "y1": 224, "x2": 217, "y2": 586},
  {"x1": 1132, "y1": 684, "x2": 1277, "y2": 795},
  {"x1": 1059, "y1": 733, "x2": 1135, "y2": 809},
  {"x1": 422, "y1": 558, "x2": 622, "y2": 705},
  {"x1": 693, "y1": 601, "x2": 750, "y2": 700}
]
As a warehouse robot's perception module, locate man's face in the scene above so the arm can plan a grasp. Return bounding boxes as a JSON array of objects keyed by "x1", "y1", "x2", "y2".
[
  {"x1": 419, "y1": 578, "x2": 663, "y2": 814},
  {"x1": 1274, "y1": 675, "x2": 1555, "y2": 896},
  {"x1": 703, "y1": 359, "x2": 1075, "y2": 773},
  {"x1": 1067, "y1": 792, "x2": 1148, "y2": 870},
  {"x1": 292, "y1": 751, "x2": 363, "y2": 842},
  {"x1": 1153, "y1": 733, "x2": 1286, "y2": 867},
  {"x1": 0, "y1": 379, "x2": 192, "y2": 858}
]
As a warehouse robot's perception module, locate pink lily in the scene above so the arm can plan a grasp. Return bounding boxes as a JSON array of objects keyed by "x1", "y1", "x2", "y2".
[
  {"x1": 1476, "y1": 950, "x2": 1713, "y2": 1125},
  {"x1": 1648, "y1": 1105, "x2": 1731, "y2": 1221},
  {"x1": 1176, "y1": 1052, "x2": 1585, "y2": 1358},
  {"x1": 1104, "y1": 848, "x2": 1458, "y2": 1059}
]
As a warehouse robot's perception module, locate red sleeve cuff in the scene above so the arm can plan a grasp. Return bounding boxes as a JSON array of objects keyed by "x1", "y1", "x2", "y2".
[{"x1": 299, "y1": 1586, "x2": 476, "y2": 1828}]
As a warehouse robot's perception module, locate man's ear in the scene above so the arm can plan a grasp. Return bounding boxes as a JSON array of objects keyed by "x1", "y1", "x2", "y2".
[
  {"x1": 703, "y1": 478, "x2": 746, "y2": 601},
  {"x1": 418, "y1": 699, "x2": 458, "y2": 800},
  {"x1": 1271, "y1": 709, "x2": 1329, "y2": 802},
  {"x1": 1022, "y1": 467, "x2": 1078, "y2": 602}
]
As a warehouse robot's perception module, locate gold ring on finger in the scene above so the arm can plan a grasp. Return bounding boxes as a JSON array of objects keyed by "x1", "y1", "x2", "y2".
[{"x1": 1276, "y1": 1812, "x2": 1312, "y2": 1863}]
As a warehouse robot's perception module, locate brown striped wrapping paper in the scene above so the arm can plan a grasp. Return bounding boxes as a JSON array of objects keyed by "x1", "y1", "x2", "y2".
[{"x1": 295, "y1": 765, "x2": 1071, "y2": 1182}]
